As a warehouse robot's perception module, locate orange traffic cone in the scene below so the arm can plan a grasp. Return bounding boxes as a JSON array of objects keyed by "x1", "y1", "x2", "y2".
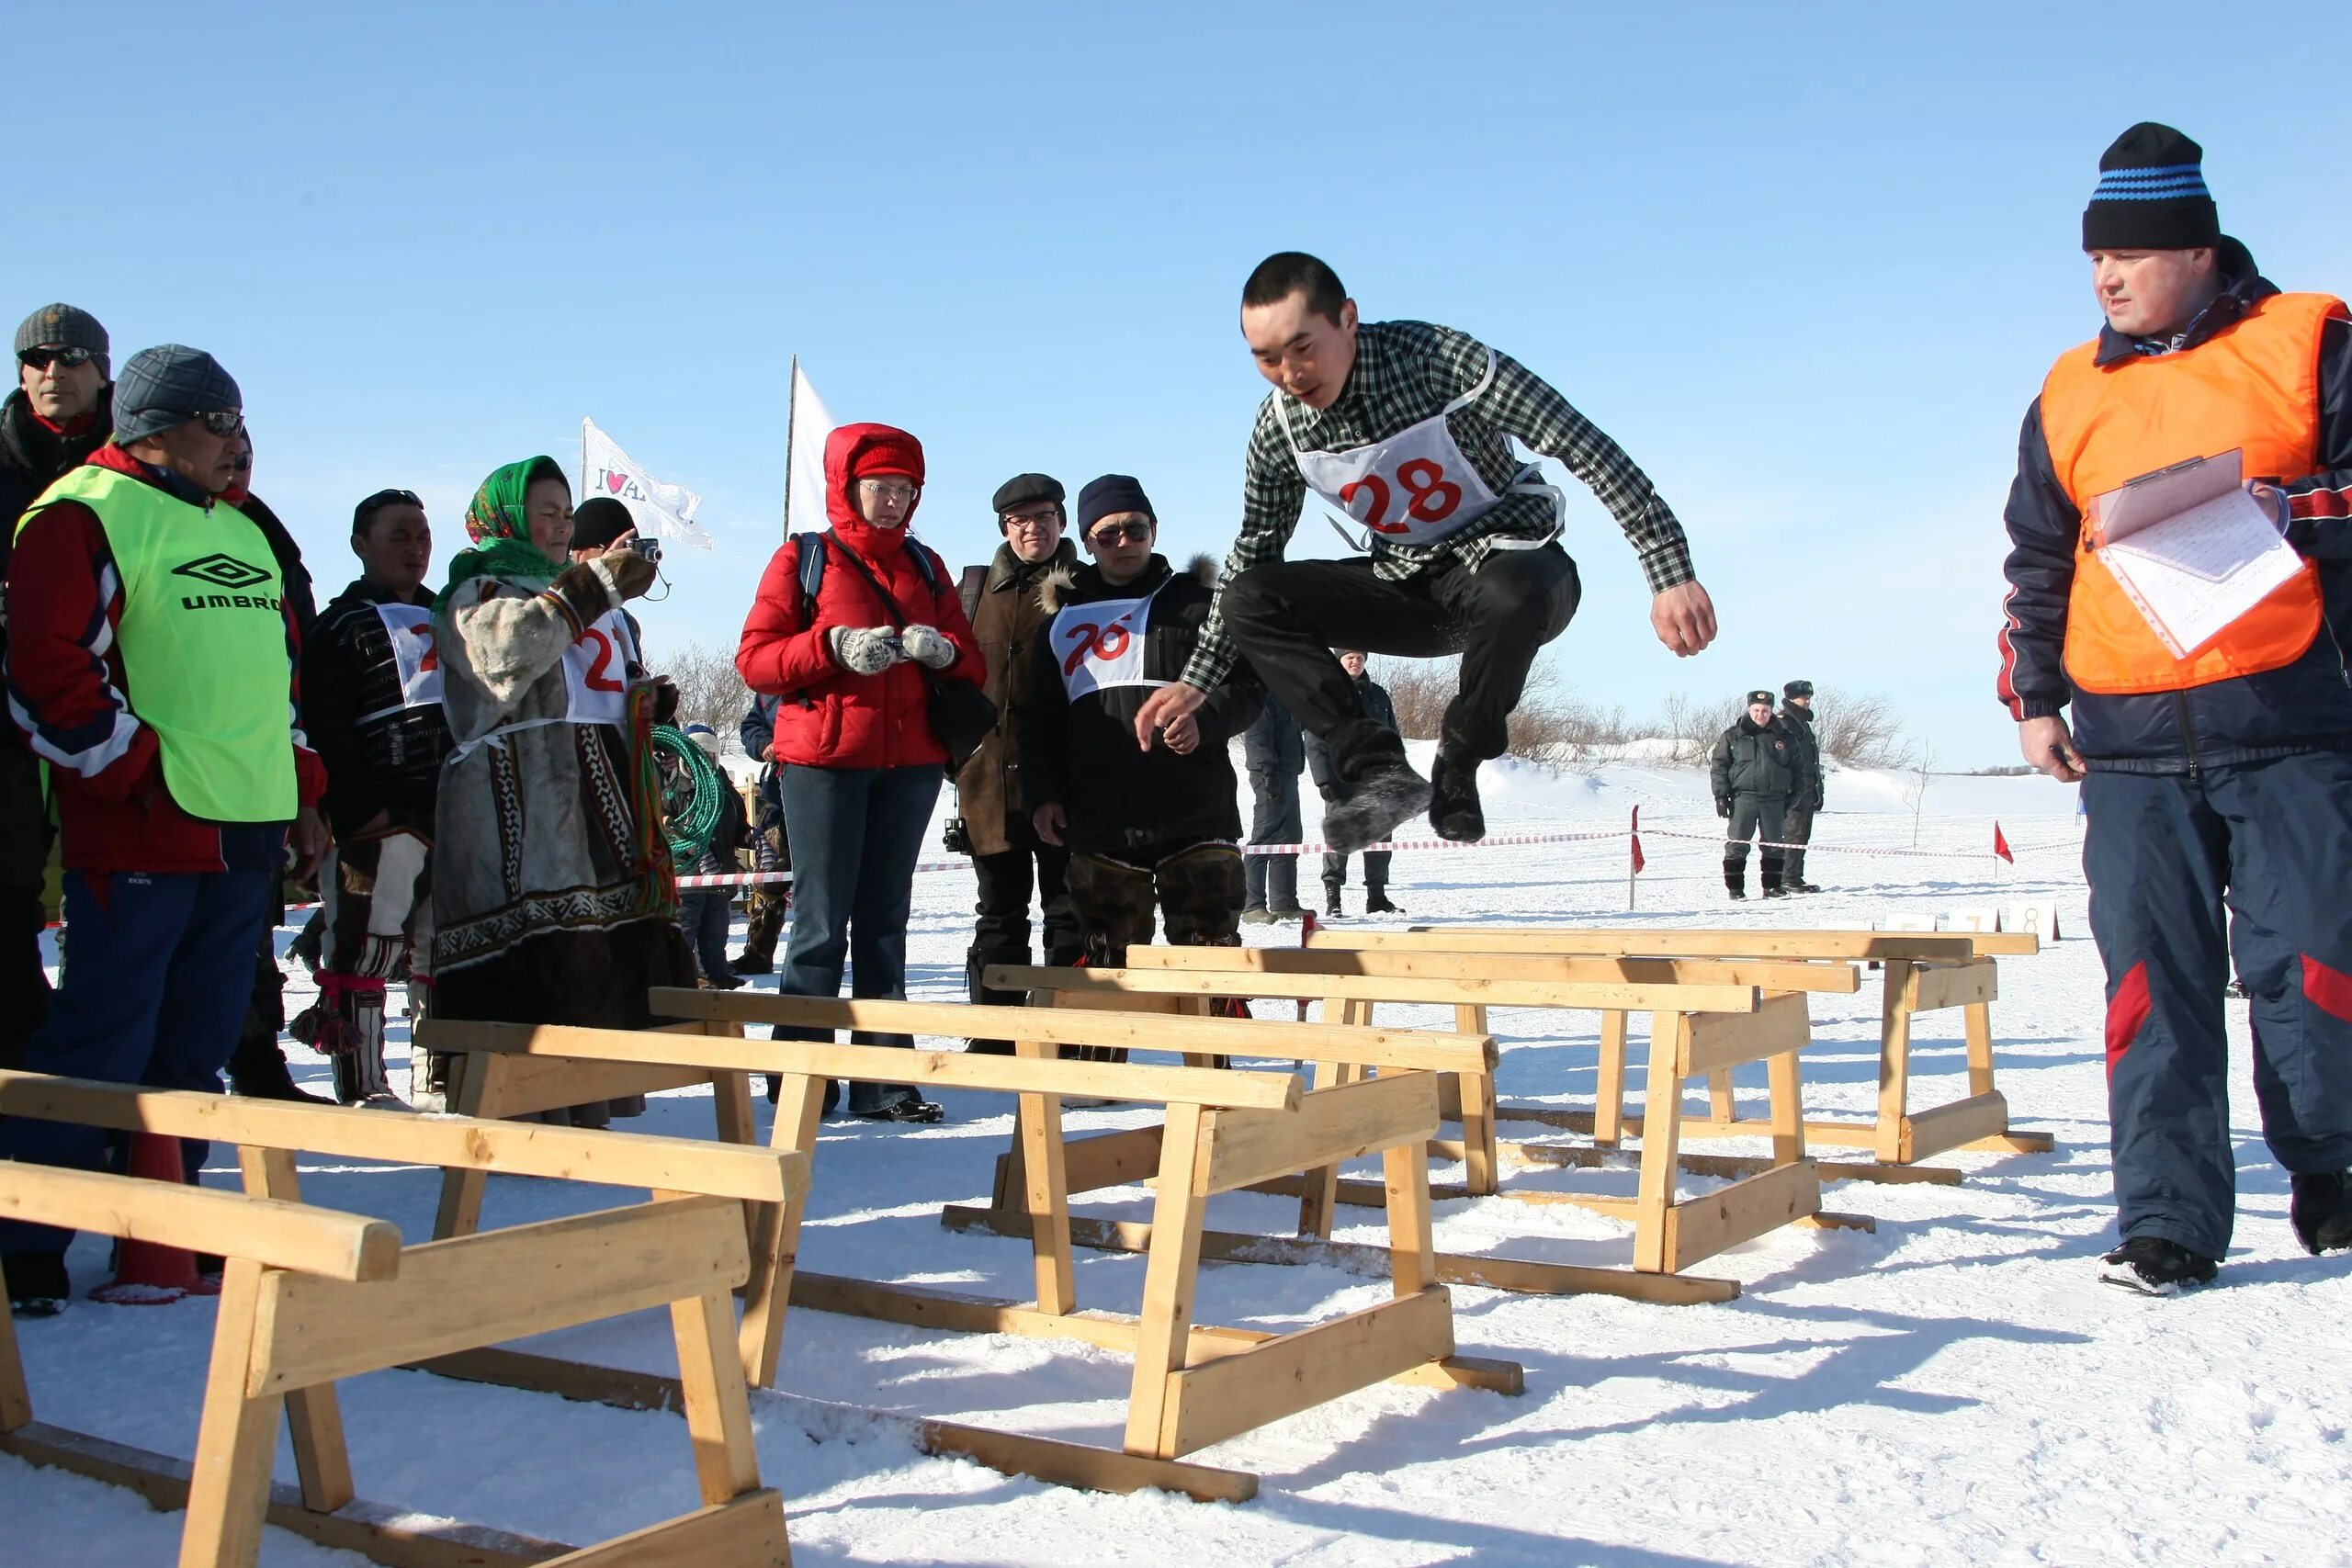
[{"x1": 89, "y1": 1133, "x2": 221, "y2": 1305}]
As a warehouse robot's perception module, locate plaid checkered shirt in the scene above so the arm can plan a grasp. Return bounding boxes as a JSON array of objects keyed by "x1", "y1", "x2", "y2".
[{"x1": 1181, "y1": 318, "x2": 1694, "y2": 689}]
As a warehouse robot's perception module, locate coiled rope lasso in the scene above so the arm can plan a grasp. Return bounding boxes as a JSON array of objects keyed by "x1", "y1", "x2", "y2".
[{"x1": 650, "y1": 724, "x2": 729, "y2": 863}]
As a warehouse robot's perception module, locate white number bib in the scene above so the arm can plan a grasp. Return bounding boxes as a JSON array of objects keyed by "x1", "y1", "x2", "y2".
[
  {"x1": 560, "y1": 608, "x2": 637, "y2": 726},
  {"x1": 374, "y1": 604, "x2": 445, "y2": 715},
  {"x1": 1050, "y1": 584, "x2": 1168, "y2": 701}
]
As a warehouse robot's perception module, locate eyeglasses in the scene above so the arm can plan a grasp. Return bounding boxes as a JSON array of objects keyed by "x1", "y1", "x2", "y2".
[
  {"x1": 187, "y1": 410, "x2": 243, "y2": 437},
  {"x1": 18, "y1": 346, "x2": 94, "y2": 371},
  {"x1": 1002, "y1": 508, "x2": 1063, "y2": 530},
  {"x1": 857, "y1": 479, "x2": 920, "y2": 503},
  {"x1": 354, "y1": 488, "x2": 424, "y2": 527},
  {"x1": 1088, "y1": 520, "x2": 1153, "y2": 545}
]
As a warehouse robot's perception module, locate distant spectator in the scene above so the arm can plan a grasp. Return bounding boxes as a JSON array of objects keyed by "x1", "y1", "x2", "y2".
[
  {"x1": 736, "y1": 423, "x2": 984, "y2": 1124},
  {"x1": 1711, "y1": 688, "x2": 1797, "y2": 900},
  {"x1": 665, "y1": 721, "x2": 748, "y2": 989},
  {"x1": 956, "y1": 472, "x2": 1082, "y2": 1047},
  {"x1": 1022, "y1": 475, "x2": 1261, "y2": 980},
  {"x1": 568, "y1": 496, "x2": 650, "y2": 678},
  {"x1": 732, "y1": 692, "x2": 792, "y2": 975},
  {"x1": 1, "y1": 304, "x2": 112, "y2": 1067},
  {"x1": 1778, "y1": 679, "x2": 1824, "y2": 893},
  {"x1": 294, "y1": 488, "x2": 452, "y2": 1106},
  {"x1": 1306, "y1": 651, "x2": 1402, "y2": 916},
  {"x1": 1241, "y1": 692, "x2": 1307, "y2": 923},
  {"x1": 429, "y1": 456, "x2": 690, "y2": 1128},
  {"x1": 2, "y1": 346, "x2": 327, "y2": 1315}
]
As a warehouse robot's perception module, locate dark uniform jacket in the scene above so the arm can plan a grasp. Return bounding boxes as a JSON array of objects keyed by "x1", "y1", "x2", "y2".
[
  {"x1": 1018, "y1": 554, "x2": 1261, "y2": 856},
  {"x1": 1712, "y1": 716, "x2": 1796, "y2": 807},
  {"x1": 956, "y1": 537, "x2": 1077, "y2": 856},
  {"x1": 1306, "y1": 676, "x2": 1397, "y2": 794},
  {"x1": 302, "y1": 577, "x2": 455, "y2": 838},
  {"x1": 1781, "y1": 705, "x2": 1824, "y2": 808}
]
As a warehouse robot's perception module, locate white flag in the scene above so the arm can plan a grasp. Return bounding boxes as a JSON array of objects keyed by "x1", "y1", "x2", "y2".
[
  {"x1": 786, "y1": 361, "x2": 834, "y2": 532},
  {"x1": 580, "y1": 417, "x2": 712, "y2": 551}
]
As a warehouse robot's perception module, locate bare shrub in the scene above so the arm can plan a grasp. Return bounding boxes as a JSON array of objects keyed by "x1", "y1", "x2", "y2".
[
  {"x1": 1655, "y1": 692, "x2": 1746, "y2": 766},
  {"x1": 1367, "y1": 655, "x2": 1456, "y2": 741},
  {"x1": 1812, "y1": 687, "x2": 1908, "y2": 768},
  {"x1": 660, "y1": 641, "x2": 753, "y2": 741}
]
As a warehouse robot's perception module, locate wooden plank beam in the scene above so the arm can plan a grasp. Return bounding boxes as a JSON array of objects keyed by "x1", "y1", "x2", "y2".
[
  {"x1": 1912, "y1": 959, "x2": 1999, "y2": 1012},
  {"x1": 537, "y1": 1492, "x2": 786, "y2": 1567},
  {"x1": 1057, "y1": 1125, "x2": 1168, "y2": 1196},
  {"x1": 1204, "y1": 1073, "x2": 1440, "y2": 1195},
  {"x1": 1092, "y1": 948, "x2": 1862, "y2": 994},
  {"x1": 430, "y1": 1016, "x2": 1300, "y2": 1112},
  {"x1": 1161, "y1": 1287, "x2": 1454, "y2": 1456},
  {"x1": 251, "y1": 1198, "x2": 749, "y2": 1395},
  {"x1": 1679, "y1": 993, "x2": 1813, "y2": 1076},
  {"x1": 441, "y1": 1055, "x2": 715, "y2": 1122},
  {"x1": 0, "y1": 1163, "x2": 398, "y2": 1283},
  {"x1": 1662, "y1": 1160, "x2": 1822, "y2": 1273},
  {"x1": 0, "y1": 1069, "x2": 803, "y2": 1204},
  {"x1": 1310, "y1": 926, "x2": 1981, "y2": 962},
  {"x1": 1900, "y1": 1092, "x2": 2014, "y2": 1163},
  {"x1": 991, "y1": 964, "x2": 1760, "y2": 1020}
]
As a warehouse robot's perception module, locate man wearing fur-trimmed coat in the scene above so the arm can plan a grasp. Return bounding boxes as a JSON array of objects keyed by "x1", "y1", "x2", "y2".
[{"x1": 1020, "y1": 475, "x2": 1262, "y2": 975}]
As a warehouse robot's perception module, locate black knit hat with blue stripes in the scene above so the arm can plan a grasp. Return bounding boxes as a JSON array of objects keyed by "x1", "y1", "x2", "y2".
[{"x1": 2083, "y1": 122, "x2": 2219, "y2": 253}]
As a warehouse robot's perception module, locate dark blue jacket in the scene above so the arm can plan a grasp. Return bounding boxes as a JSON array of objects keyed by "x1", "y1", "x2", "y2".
[
  {"x1": 1998, "y1": 241, "x2": 2352, "y2": 773},
  {"x1": 740, "y1": 694, "x2": 784, "y2": 813}
]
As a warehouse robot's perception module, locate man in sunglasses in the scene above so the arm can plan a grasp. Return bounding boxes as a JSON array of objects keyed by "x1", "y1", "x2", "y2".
[
  {"x1": 293, "y1": 488, "x2": 452, "y2": 1108},
  {"x1": 2, "y1": 304, "x2": 115, "y2": 1068},
  {"x1": 1, "y1": 344, "x2": 328, "y2": 1314}
]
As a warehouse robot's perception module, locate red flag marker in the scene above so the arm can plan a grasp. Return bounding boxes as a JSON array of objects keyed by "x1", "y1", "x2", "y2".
[
  {"x1": 1994, "y1": 822, "x2": 2015, "y2": 864},
  {"x1": 1630, "y1": 806, "x2": 1646, "y2": 875}
]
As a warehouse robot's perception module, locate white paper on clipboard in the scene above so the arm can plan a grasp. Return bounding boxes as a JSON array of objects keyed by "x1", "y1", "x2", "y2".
[{"x1": 2086, "y1": 449, "x2": 2302, "y2": 658}]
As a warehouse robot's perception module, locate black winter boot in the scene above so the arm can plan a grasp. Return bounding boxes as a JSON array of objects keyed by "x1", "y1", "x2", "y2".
[
  {"x1": 1429, "y1": 747, "x2": 1485, "y2": 843},
  {"x1": 2099, "y1": 1235, "x2": 2219, "y2": 1294},
  {"x1": 1364, "y1": 887, "x2": 1402, "y2": 915},
  {"x1": 1325, "y1": 886, "x2": 1344, "y2": 918},
  {"x1": 5, "y1": 1250, "x2": 69, "y2": 1317},
  {"x1": 1323, "y1": 733, "x2": 1430, "y2": 855},
  {"x1": 2290, "y1": 1170, "x2": 2352, "y2": 1256},
  {"x1": 1724, "y1": 863, "x2": 1747, "y2": 901}
]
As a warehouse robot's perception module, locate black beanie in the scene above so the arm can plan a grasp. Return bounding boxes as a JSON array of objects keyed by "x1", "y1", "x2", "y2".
[
  {"x1": 991, "y1": 472, "x2": 1064, "y2": 516},
  {"x1": 570, "y1": 496, "x2": 635, "y2": 550},
  {"x1": 1076, "y1": 474, "x2": 1155, "y2": 535},
  {"x1": 2082, "y1": 122, "x2": 2219, "y2": 253}
]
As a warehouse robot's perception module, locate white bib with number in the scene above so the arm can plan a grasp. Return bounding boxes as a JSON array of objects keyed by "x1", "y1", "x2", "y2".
[
  {"x1": 559, "y1": 608, "x2": 636, "y2": 726},
  {"x1": 1277, "y1": 346, "x2": 1560, "y2": 552},
  {"x1": 1050, "y1": 583, "x2": 1167, "y2": 701},
  {"x1": 372, "y1": 603, "x2": 445, "y2": 718}
]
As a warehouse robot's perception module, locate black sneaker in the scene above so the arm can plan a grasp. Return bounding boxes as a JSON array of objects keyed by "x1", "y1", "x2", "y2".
[
  {"x1": 1324, "y1": 756, "x2": 1430, "y2": 854},
  {"x1": 1325, "y1": 895, "x2": 1344, "y2": 918},
  {"x1": 856, "y1": 1099, "x2": 944, "y2": 1124},
  {"x1": 1364, "y1": 891, "x2": 1401, "y2": 915},
  {"x1": 731, "y1": 953, "x2": 775, "y2": 976},
  {"x1": 1268, "y1": 906, "x2": 1306, "y2": 924},
  {"x1": 6, "y1": 1251, "x2": 70, "y2": 1318},
  {"x1": 1764, "y1": 886, "x2": 1790, "y2": 899},
  {"x1": 1239, "y1": 907, "x2": 1276, "y2": 926},
  {"x1": 1429, "y1": 749, "x2": 1485, "y2": 842},
  {"x1": 2290, "y1": 1170, "x2": 2352, "y2": 1256},
  {"x1": 2099, "y1": 1235, "x2": 2219, "y2": 1295}
]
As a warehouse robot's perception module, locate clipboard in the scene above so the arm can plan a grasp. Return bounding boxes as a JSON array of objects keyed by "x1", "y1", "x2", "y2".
[{"x1": 2083, "y1": 450, "x2": 2303, "y2": 659}]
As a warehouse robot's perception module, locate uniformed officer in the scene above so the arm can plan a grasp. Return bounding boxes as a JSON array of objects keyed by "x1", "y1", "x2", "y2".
[
  {"x1": 1711, "y1": 689, "x2": 1795, "y2": 900},
  {"x1": 1779, "y1": 680, "x2": 1824, "y2": 893}
]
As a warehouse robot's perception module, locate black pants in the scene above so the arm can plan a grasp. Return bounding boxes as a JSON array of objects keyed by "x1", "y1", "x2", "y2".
[
  {"x1": 1067, "y1": 840, "x2": 1246, "y2": 967},
  {"x1": 1243, "y1": 765, "x2": 1302, "y2": 912},
  {"x1": 968, "y1": 842, "x2": 1081, "y2": 1012},
  {"x1": 1322, "y1": 850, "x2": 1392, "y2": 892},
  {"x1": 1220, "y1": 546, "x2": 1580, "y2": 776},
  {"x1": 1782, "y1": 801, "x2": 1816, "y2": 883},
  {"x1": 0, "y1": 882, "x2": 48, "y2": 1071},
  {"x1": 1724, "y1": 794, "x2": 1786, "y2": 891}
]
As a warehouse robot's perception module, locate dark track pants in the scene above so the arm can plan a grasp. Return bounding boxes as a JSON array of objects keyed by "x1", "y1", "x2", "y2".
[
  {"x1": 1724, "y1": 794, "x2": 1786, "y2": 892},
  {"x1": 1782, "y1": 801, "x2": 1815, "y2": 883},
  {"x1": 2085, "y1": 753, "x2": 2352, "y2": 1259},
  {"x1": 0, "y1": 867, "x2": 274, "y2": 1257},
  {"x1": 1219, "y1": 547, "x2": 1580, "y2": 775},
  {"x1": 967, "y1": 842, "x2": 1081, "y2": 1013},
  {"x1": 1243, "y1": 765, "x2": 1302, "y2": 913}
]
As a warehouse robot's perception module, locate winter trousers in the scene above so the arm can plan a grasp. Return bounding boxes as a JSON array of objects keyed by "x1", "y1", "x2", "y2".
[
  {"x1": 2084, "y1": 754, "x2": 2352, "y2": 1259},
  {"x1": 775, "y1": 762, "x2": 941, "y2": 1115},
  {"x1": 300, "y1": 831, "x2": 433, "y2": 1103},
  {"x1": 739, "y1": 803, "x2": 791, "y2": 966},
  {"x1": 1243, "y1": 765, "x2": 1303, "y2": 914},
  {"x1": 1065, "y1": 841, "x2": 1247, "y2": 1065},
  {"x1": 680, "y1": 890, "x2": 734, "y2": 983},
  {"x1": 0, "y1": 867, "x2": 274, "y2": 1258},
  {"x1": 1724, "y1": 793, "x2": 1786, "y2": 892},
  {"x1": 1322, "y1": 850, "x2": 1393, "y2": 894},
  {"x1": 1782, "y1": 801, "x2": 1816, "y2": 884},
  {"x1": 1219, "y1": 545, "x2": 1580, "y2": 778},
  {"x1": 966, "y1": 840, "x2": 1081, "y2": 1048}
]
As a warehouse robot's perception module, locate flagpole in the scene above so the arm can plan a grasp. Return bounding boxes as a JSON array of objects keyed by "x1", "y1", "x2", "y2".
[
  {"x1": 783, "y1": 354, "x2": 798, "y2": 538},
  {"x1": 579, "y1": 418, "x2": 588, "y2": 501}
]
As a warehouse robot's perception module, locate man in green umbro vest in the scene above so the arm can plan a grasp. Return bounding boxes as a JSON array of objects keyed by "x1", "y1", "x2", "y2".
[{"x1": 0, "y1": 345, "x2": 328, "y2": 1317}]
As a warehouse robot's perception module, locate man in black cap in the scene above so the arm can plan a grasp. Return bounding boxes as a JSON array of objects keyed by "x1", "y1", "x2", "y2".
[
  {"x1": 1711, "y1": 690, "x2": 1795, "y2": 901},
  {"x1": 1998, "y1": 122, "x2": 2352, "y2": 1292},
  {"x1": 1778, "y1": 680, "x2": 1824, "y2": 893},
  {"x1": 954, "y1": 473, "x2": 1082, "y2": 1044},
  {"x1": 2, "y1": 304, "x2": 114, "y2": 1066}
]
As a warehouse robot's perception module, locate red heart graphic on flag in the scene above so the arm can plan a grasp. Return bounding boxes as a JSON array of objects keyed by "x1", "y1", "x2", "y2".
[{"x1": 605, "y1": 472, "x2": 627, "y2": 493}]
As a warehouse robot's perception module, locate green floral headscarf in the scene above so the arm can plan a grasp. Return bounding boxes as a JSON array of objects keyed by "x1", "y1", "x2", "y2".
[{"x1": 435, "y1": 455, "x2": 569, "y2": 607}]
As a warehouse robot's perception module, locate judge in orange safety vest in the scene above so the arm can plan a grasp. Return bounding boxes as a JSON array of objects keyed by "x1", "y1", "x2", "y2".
[{"x1": 1997, "y1": 122, "x2": 2352, "y2": 1292}]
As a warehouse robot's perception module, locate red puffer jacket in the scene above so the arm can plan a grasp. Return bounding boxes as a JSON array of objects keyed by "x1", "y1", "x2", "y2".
[{"x1": 736, "y1": 423, "x2": 984, "y2": 770}]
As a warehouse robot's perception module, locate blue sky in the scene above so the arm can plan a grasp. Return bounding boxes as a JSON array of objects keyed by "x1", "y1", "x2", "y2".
[{"x1": 18, "y1": 1, "x2": 2348, "y2": 767}]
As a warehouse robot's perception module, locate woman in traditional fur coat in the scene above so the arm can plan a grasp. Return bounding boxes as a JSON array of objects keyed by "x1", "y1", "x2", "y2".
[{"x1": 429, "y1": 456, "x2": 693, "y2": 1124}]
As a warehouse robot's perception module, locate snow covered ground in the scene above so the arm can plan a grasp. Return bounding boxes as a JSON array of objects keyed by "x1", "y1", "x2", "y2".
[{"x1": 9, "y1": 753, "x2": 2348, "y2": 1566}]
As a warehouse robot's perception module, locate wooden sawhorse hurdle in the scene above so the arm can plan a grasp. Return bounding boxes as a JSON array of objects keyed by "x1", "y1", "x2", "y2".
[
  {"x1": 0, "y1": 1068, "x2": 802, "y2": 1568},
  {"x1": 424, "y1": 995, "x2": 1520, "y2": 1498},
  {"x1": 993, "y1": 959, "x2": 1847, "y2": 1296},
  {"x1": 1309, "y1": 927, "x2": 2053, "y2": 1169}
]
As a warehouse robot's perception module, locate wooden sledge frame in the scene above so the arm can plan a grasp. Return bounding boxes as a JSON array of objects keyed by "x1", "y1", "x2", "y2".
[
  {"x1": 1307, "y1": 927, "x2": 2054, "y2": 1168},
  {"x1": 0, "y1": 1069, "x2": 801, "y2": 1568},
  {"x1": 990, "y1": 963, "x2": 1840, "y2": 1286},
  {"x1": 422, "y1": 993, "x2": 1518, "y2": 1487}
]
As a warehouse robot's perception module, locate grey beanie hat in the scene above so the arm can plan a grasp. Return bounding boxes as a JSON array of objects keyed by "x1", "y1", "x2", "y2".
[
  {"x1": 15, "y1": 303, "x2": 109, "y2": 378},
  {"x1": 111, "y1": 344, "x2": 242, "y2": 446}
]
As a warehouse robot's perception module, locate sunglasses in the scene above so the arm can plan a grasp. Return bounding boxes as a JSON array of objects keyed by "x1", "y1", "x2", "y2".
[
  {"x1": 18, "y1": 345, "x2": 95, "y2": 371},
  {"x1": 1088, "y1": 520, "x2": 1152, "y2": 545},
  {"x1": 181, "y1": 410, "x2": 243, "y2": 437},
  {"x1": 354, "y1": 487, "x2": 424, "y2": 527}
]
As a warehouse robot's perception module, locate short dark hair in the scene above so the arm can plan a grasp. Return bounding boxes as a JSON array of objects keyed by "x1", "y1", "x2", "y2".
[{"x1": 1242, "y1": 252, "x2": 1348, "y2": 326}]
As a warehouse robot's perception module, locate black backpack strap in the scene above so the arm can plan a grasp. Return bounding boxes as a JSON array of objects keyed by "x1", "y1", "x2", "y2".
[
  {"x1": 793, "y1": 532, "x2": 828, "y2": 625},
  {"x1": 957, "y1": 563, "x2": 988, "y2": 624}
]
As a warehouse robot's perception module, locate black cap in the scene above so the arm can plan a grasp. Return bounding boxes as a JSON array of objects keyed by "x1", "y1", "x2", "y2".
[
  {"x1": 1783, "y1": 680, "x2": 1813, "y2": 699},
  {"x1": 570, "y1": 496, "x2": 635, "y2": 551},
  {"x1": 991, "y1": 472, "x2": 1065, "y2": 516},
  {"x1": 1745, "y1": 689, "x2": 1774, "y2": 707},
  {"x1": 1077, "y1": 474, "x2": 1155, "y2": 535},
  {"x1": 2083, "y1": 122, "x2": 2220, "y2": 253}
]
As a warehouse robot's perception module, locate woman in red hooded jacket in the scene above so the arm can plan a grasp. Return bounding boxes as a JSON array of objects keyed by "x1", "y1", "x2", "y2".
[{"x1": 737, "y1": 423, "x2": 983, "y2": 1122}]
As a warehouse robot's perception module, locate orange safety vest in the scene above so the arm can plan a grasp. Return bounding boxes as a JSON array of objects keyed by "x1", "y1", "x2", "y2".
[{"x1": 2040, "y1": 289, "x2": 2346, "y2": 694}]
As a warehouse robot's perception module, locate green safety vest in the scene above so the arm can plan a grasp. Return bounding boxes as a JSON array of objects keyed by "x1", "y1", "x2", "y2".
[{"x1": 17, "y1": 465, "x2": 297, "y2": 822}]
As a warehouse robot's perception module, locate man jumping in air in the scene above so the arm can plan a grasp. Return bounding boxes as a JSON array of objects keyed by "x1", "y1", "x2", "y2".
[{"x1": 1135, "y1": 252, "x2": 1716, "y2": 851}]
